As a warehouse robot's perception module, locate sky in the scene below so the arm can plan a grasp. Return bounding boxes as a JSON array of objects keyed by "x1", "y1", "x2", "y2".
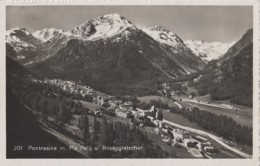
[{"x1": 6, "y1": 6, "x2": 253, "y2": 43}]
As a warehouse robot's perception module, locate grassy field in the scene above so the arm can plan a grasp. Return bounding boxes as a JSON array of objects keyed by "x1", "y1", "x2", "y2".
[
  {"x1": 195, "y1": 95, "x2": 252, "y2": 111},
  {"x1": 176, "y1": 94, "x2": 252, "y2": 127}
]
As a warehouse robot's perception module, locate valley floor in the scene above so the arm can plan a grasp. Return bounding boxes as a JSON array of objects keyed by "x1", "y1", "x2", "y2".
[
  {"x1": 179, "y1": 95, "x2": 252, "y2": 127},
  {"x1": 138, "y1": 95, "x2": 252, "y2": 127}
]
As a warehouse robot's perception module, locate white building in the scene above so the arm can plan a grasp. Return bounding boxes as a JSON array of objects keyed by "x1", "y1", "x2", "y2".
[{"x1": 172, "y1": 129, "x2": 190, "y2": 142}]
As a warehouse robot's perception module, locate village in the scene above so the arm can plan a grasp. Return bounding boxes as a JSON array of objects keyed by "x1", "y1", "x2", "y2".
[{"x1": 36, "y1": 78, "x2": 221, "y2": 158}]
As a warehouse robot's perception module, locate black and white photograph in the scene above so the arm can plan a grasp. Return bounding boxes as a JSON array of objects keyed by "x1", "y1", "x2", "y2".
[{"x1": 5, "y1": 5, "x2": 255, "y2": 160}]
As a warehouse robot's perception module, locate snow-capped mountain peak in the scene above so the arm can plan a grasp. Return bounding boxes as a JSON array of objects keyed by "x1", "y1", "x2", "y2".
[
  {"x1": 33, "y1": 28, "x2": 71, "y2": 42},
  {"x1": 71, "y1": 13, "x2": 136, "y2": 40},
  {"x1": 149, "y1": 25, "x2": 171, "y2": 33},
  {"x1": 6, "y1": 28, "x2": 40, "y2": 52},
  {"x1": 100, "y1": 13, "x2": 132, "y2": 25},
  {"x1": 184, "y1": 40, "x2": 234, "y2": 62},
  {"x1": 6, "y1": 28, "x2": 32, "y2": 36},
  {"x1": 143, "y1": 26, "x2": 184, "y2": 47}
]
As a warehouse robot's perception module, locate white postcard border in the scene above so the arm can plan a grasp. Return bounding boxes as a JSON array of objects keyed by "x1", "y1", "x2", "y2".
[{"x1": 0, "y1": 0, "x2": 259, "y2": 166}]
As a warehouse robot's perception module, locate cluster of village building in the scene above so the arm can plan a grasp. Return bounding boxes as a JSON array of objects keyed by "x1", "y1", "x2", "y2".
[
  {"x1": 41, "y1": 79, "x2": 217, "y2": 158},
  {"x1": 42, "y1": 79, "x2": 94, "y2": 96},
  {"x1": 93, "y1": 94, "x2": 164, "y2": 128},
  {"x1": 160, "y1": 124, "x2": 216, "y2": 158}
]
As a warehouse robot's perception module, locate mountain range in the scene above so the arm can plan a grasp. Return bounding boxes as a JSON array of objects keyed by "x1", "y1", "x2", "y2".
[
  {"x1": 6, "y1": 13, "x2": 205, "y2": 95},
  {"x1": 6, "y1": 13, "x2": 253, "y2": 101},
  {"x1": 6, "y1": 13, "x2": 207, "y2": 70}
]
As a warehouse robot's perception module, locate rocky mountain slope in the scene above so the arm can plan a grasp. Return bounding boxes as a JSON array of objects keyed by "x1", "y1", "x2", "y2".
[{"x1": 143, "y1": 26, "x2": 205, "y2": 73}]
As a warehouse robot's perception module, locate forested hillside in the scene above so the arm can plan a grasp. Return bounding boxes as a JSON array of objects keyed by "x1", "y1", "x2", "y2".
[{"x1": 194, "y1": 29, "x2": 253, "y2": 106}]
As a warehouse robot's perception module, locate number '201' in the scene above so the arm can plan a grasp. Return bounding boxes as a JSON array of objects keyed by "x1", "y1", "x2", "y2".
[{"x1": 14, "y1": 146, "x2": 23, "y2": 151}]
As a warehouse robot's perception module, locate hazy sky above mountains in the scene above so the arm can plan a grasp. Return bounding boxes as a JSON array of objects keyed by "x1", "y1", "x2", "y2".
[{"x1": 7, "y1": 6, "x2": 252, "y2": 43}]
